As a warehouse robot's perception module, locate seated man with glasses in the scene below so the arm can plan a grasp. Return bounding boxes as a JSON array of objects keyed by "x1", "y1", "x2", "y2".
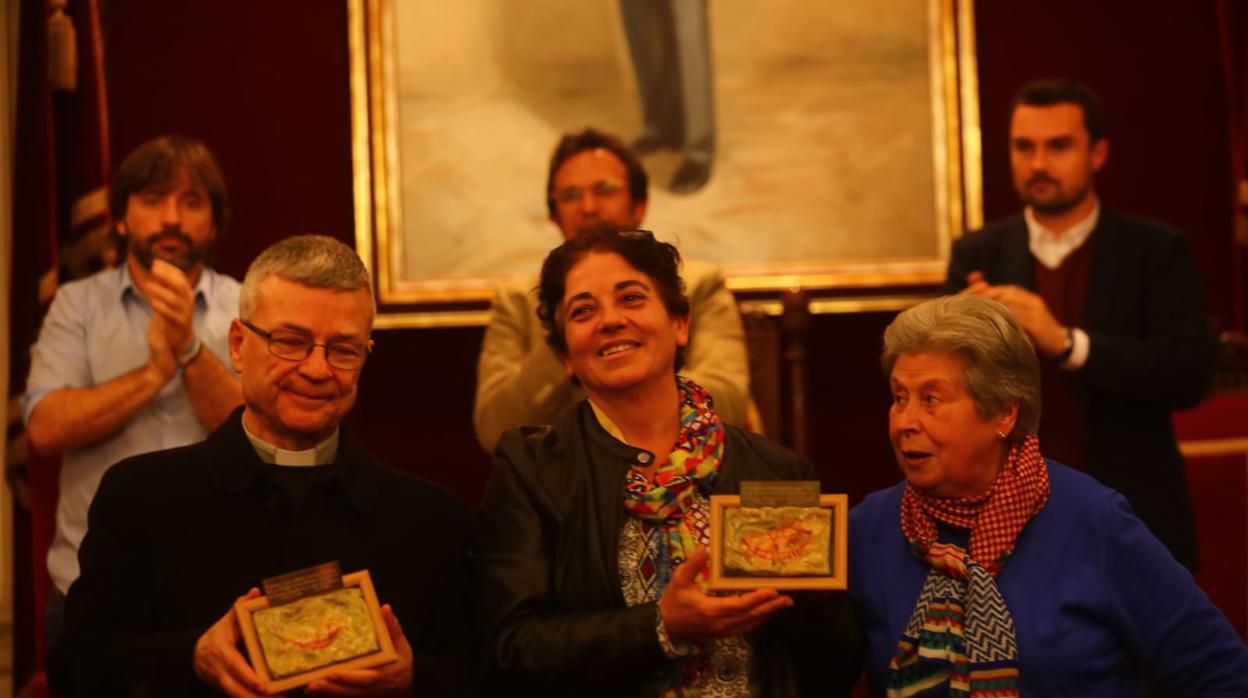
[
  {"x1": 473, "y1": 128, "x2": 750, "y2": 452},
  {"x1": 49, "y1": 235, "x2": 473, "y2": 697}
]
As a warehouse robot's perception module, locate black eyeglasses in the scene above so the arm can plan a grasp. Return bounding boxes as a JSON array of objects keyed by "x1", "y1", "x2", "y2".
[{"x1": 241, "y1": 320, "x2": 372, "y2": 370}]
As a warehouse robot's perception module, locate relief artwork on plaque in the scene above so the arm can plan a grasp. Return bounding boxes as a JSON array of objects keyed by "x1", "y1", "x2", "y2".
[
  {"x1": 709, "y1": 491, "x2": 848, "y2": 590},
  {"x1": 235, "y1": 567, "x2": 396, "y2": 693},
  {"x1": 723, "y1": 506, "x2": 832, "y2": 576},
  {"x1": 252, "y1": 587, "x2": 380, "y2": 679}
]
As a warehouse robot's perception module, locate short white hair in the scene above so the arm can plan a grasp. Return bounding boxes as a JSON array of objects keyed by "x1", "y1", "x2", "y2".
[
  {"x1": 239, "y1": 235, "x2": 374, "y2": 324},
  {"x1": 881, "y1": 295, "x2": 1041, "y2": 442}
]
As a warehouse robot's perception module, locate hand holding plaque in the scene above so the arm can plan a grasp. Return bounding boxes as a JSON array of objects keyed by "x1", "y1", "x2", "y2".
[
  {"x1": 659, "y1": 547, "x2": 793, "y2": 643},
  {"x1": 194, "y1": 588, "x2": 269, "y2": 698}
]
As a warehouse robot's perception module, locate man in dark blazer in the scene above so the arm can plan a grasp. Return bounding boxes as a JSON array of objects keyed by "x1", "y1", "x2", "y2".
[
  {"x1": 49, "y1": 236, "x2": 472, "y2": 697},
  {"x1": 945, "y1": 79, "x2": 1212, "y2": 571}
]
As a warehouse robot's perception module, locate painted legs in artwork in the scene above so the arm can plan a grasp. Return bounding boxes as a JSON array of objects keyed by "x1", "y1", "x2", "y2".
[{"x1": 620, "y1": 0, "x2": 716, "y2": 193}]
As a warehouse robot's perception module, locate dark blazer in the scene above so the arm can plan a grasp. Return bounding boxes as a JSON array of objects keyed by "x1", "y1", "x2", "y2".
[
  {"x1": 945, "y1": 209, "x2": 1213, "y2": 569},
  {"x1": 476, "y1": 402, "x2": 862, "y2": 697},
  {"x1": 48, "y1": 408, "x2": 473, "y2": 697}
]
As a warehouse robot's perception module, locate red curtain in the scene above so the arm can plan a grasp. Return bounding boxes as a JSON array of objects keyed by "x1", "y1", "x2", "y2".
[
  {"x1": 9, "y1": 0, "x2": 109, "y2": 684},
  {"x1": 1218, "y1": 0, "x2": 1247, "y2": 330}
]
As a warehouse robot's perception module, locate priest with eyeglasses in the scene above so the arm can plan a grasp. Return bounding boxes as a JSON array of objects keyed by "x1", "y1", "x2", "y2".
[{"x1": 49, "y1": 235, "x2": 473, "y2": 698}]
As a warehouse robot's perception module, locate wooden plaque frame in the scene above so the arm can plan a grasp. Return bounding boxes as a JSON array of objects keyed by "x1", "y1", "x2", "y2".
[
  {"x1": 234, "y1": 569, "x2": 398, "y2": 694},
  {"x1": 708, "y1": 493, "x2": 848, "y2": 591}
]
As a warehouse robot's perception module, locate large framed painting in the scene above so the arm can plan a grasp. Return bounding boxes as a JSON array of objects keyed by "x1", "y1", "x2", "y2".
[{"x1": 349, "y1": 0, "x2": 982, "y2": 327}]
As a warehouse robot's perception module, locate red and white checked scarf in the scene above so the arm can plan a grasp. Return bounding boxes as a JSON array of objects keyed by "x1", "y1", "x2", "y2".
[{"x1": 900, "y1": 436, "x2": 1049, "y2": 577}]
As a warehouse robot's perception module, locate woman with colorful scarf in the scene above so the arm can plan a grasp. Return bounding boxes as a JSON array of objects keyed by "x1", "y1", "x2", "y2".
[
  {"x1": 850, "y1": 295, "x2": 1248, "y2": 696},
  {"x1": 476, "y1": 229, "x2": 861, "y2": 696}
]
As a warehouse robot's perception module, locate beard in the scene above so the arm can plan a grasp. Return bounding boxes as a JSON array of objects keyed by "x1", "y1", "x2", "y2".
[
  {"x1": 1019, "y1": 174, "x2": 1093, "y2": 216},
  {"x1": 129, "y1": 228, "x2": 211, "y2": 272}
]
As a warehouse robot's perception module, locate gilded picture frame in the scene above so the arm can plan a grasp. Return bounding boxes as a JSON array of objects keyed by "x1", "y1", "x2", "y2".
[
  {"x1": 709, "y1": 493, "x2": 848, "y2": 591},
  {"x1": 349, "y1": 0, "x2": 982, "y2": 328}
]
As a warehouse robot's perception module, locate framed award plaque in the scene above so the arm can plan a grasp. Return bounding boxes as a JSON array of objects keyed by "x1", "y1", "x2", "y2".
[
  {"x1": 709, "y1": 482, "x2": 848, "y2": 590},
  {"x1": 234, "y1": 564, "x2": 397, "y2": 693}
]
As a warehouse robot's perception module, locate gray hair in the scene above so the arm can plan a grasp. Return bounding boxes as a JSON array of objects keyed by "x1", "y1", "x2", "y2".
[
  {"x1": 239, "y1": 235, "x2": 374, "y2": 323},
  {"x1": 881, "y1": 295, "x2": 1041, "y2": 442}
]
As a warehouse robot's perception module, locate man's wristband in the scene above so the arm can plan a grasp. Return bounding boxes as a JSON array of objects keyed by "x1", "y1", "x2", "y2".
[
  {"x1": 1056, "y1": 327, "x2": 1074, "y2": 363},
  {"x1": 177, "y1": 336, "x2": 203, "y2": 368}
]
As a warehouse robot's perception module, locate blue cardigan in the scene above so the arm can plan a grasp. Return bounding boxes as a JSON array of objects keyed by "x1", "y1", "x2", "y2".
[{"x1": 849, "y1": 461, "x2": 1248, "y2": 696}]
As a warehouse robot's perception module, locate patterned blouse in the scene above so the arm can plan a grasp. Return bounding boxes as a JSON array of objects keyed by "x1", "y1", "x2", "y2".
[{"x1": 618, "y1": 475, "x2": 756, "y2": 696}]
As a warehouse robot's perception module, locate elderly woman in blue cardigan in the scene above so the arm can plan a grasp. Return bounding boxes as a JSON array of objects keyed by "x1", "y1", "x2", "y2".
[{"x1": 849, "y1": 294, "x2": 1248, "y2": 696}]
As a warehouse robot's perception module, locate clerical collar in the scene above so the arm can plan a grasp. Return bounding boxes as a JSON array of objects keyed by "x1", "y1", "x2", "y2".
[
  {"x1": 1025, "y1": 200, "x2": 1100, "y2": 271},
  {"x1": 242, "y1": 420, "x2": 339, "y2": 467}
]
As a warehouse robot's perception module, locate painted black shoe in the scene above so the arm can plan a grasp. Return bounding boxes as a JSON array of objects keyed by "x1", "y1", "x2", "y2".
[{"x1": 670, "y1": 158, "x2": 711, "y2": 194}]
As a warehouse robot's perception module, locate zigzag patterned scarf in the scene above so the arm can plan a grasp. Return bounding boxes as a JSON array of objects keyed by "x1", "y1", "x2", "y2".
[{"x1": 888, "y1": 436, "x2": 1049, "y2": 698}]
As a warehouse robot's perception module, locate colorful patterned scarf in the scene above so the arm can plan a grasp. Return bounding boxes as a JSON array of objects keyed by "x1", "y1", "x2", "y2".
[
  {"x1": 622, "y1": 377, "x2": 725, "y2": 566},
  {"x1": 888, "y1": 436, "x2": 1049, "y2": 698},
  {"x1": 622, "y1": 377, "x2": 725, "y2": 695}
]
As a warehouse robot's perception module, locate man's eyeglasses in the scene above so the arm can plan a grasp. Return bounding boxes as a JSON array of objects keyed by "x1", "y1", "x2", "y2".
[
  {"x1": 552, "y1": 179, "x2": 626, "y2": 205},
  {"x1": 241, "y1": 320, "x2": 371, "y2": 370}
]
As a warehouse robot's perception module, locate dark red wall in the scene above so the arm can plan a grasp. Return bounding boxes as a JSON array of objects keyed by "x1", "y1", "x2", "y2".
[
  {"x1": 100, "y1": 1, "x2": 1238, "y2": 508},
  {"x1": 105, "y1": 1, "x2": 357, "y2": 280},
  {"x1": 975, "y1": 1, "x2": 1237, "y2": 329}
]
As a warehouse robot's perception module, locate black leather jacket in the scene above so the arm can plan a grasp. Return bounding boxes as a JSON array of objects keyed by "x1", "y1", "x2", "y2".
[{"x1": 475, "y1": 401, "x2": 862, "y2": 696}]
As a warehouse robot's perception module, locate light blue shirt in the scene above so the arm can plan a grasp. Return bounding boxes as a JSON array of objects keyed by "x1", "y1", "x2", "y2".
[{"x1": 22, "y1": 263, "x2": 240, "y2": 592}]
